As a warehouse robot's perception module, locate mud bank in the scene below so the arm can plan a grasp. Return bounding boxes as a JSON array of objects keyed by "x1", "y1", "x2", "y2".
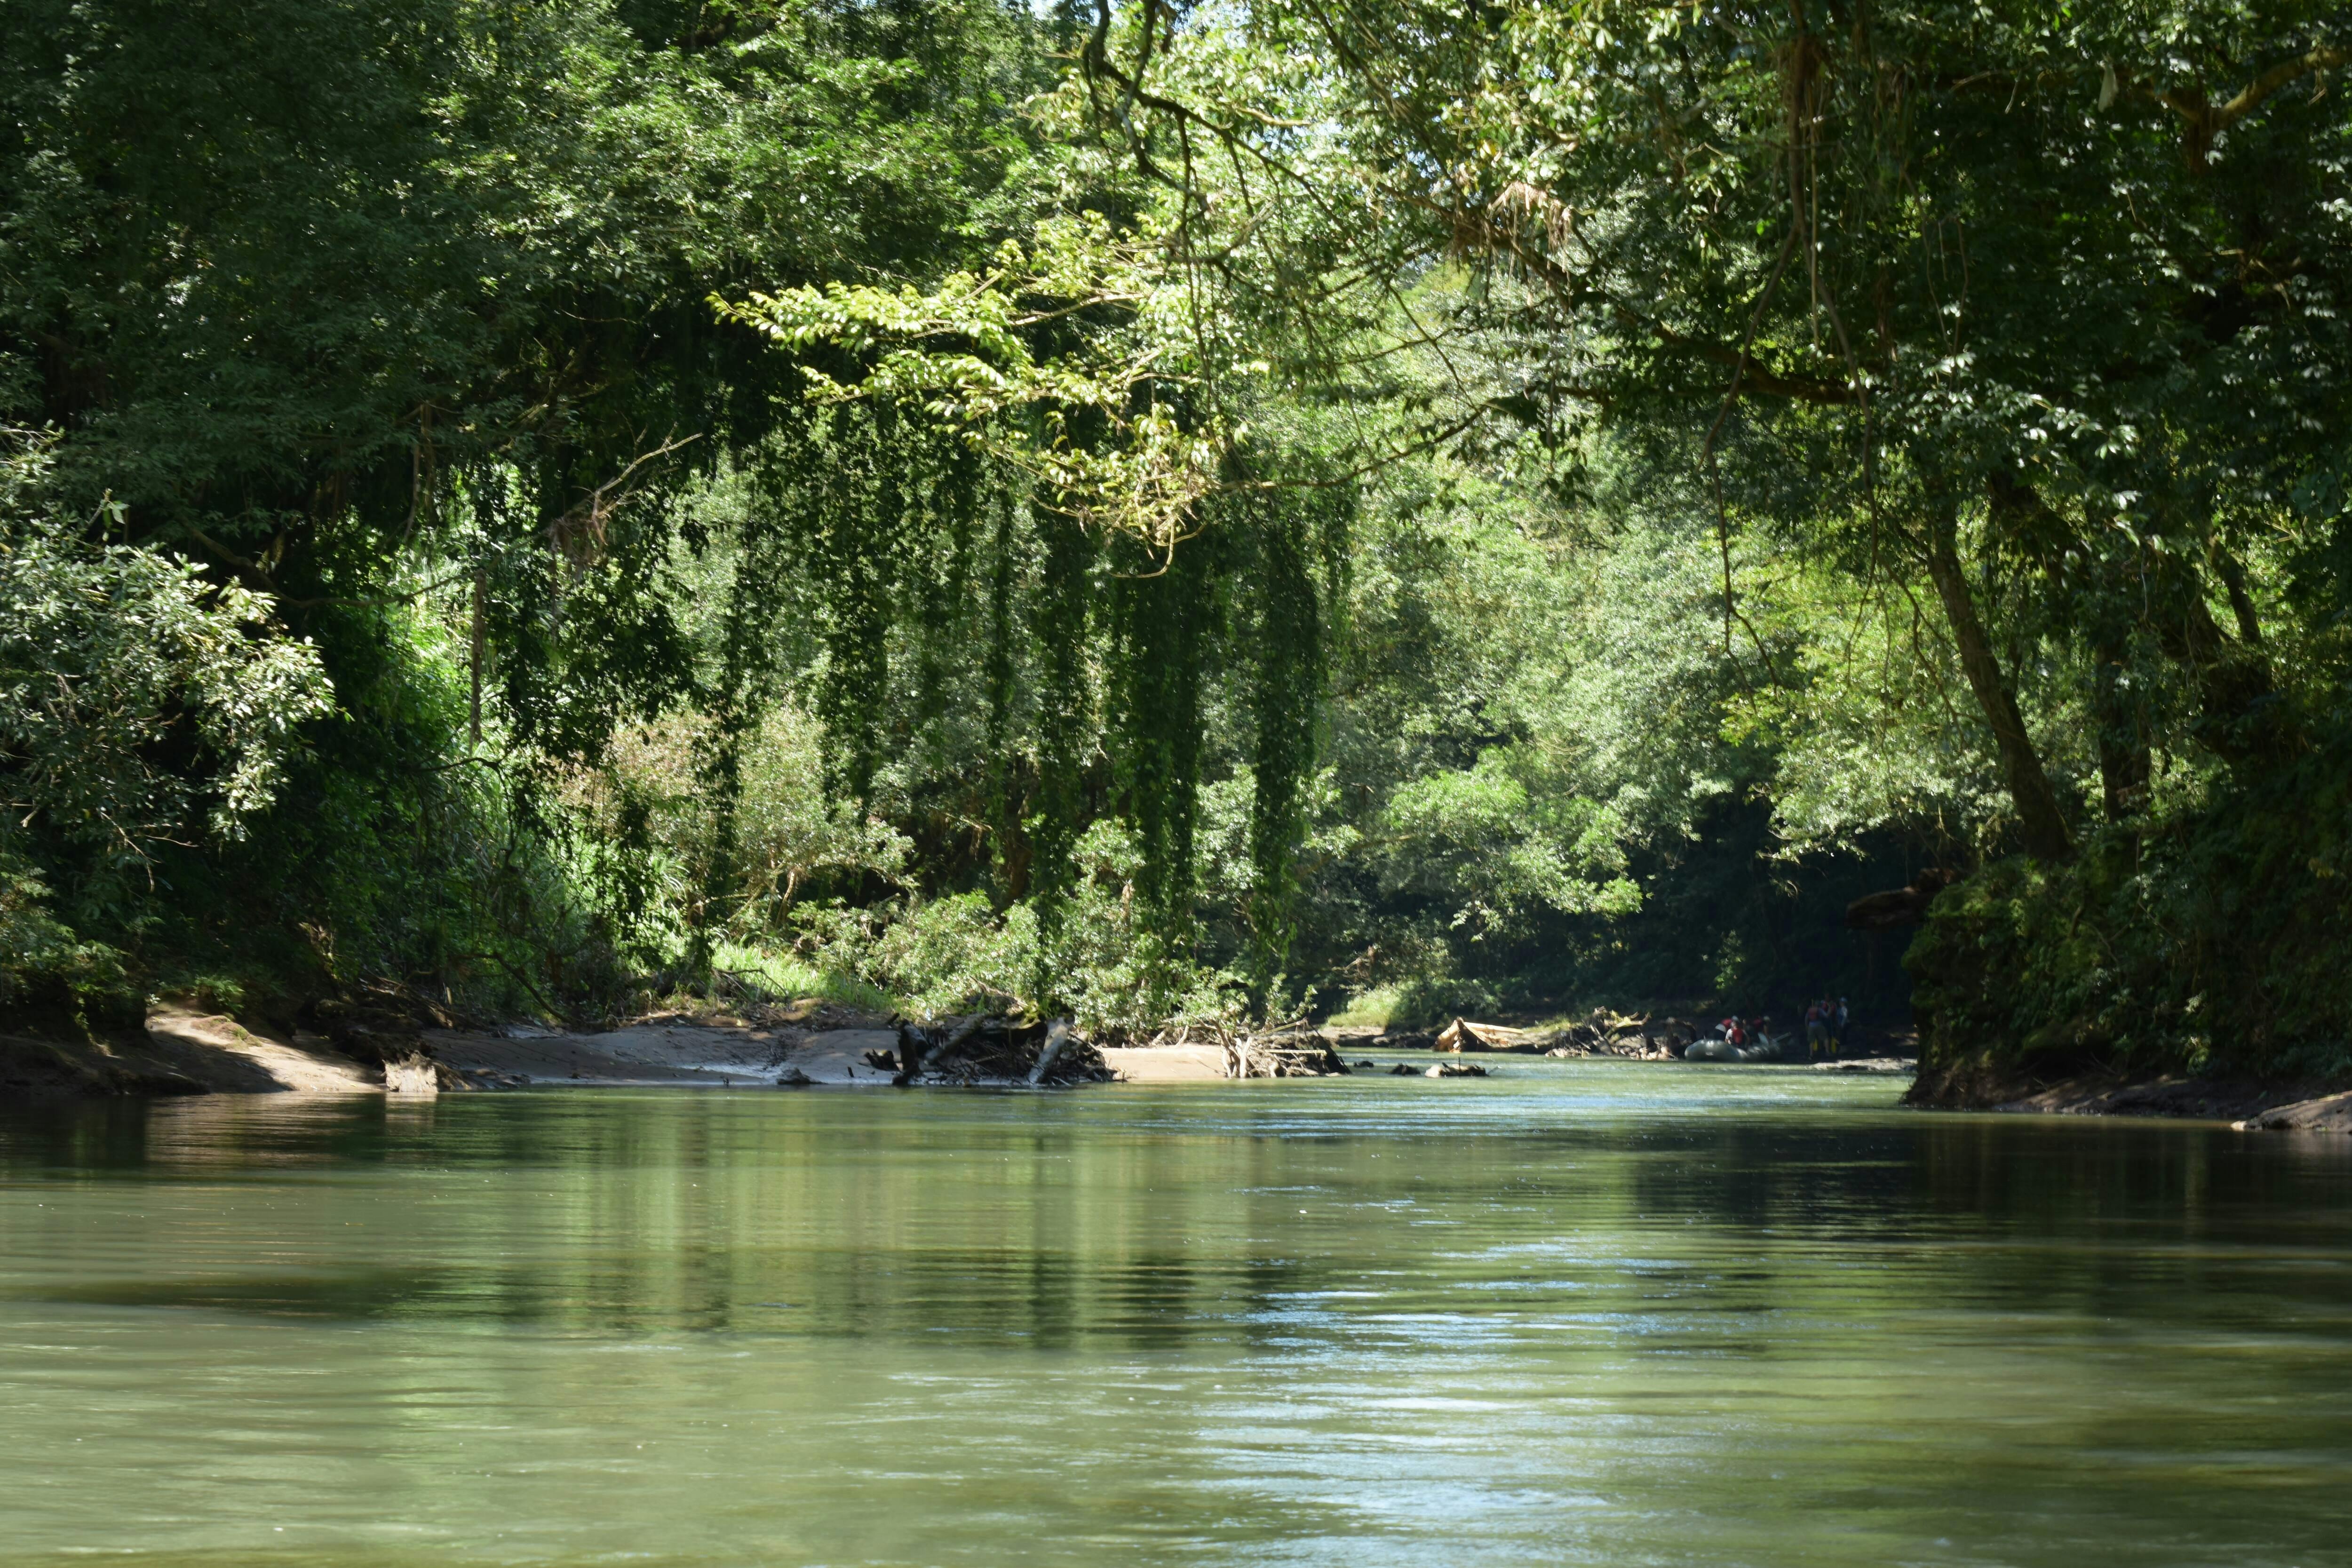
[
  {"x1": 0, "y1": 1007, "x2": 1349, "y2": 1101},
  {"x1": 1907, "y1": 1058, "x2": 2352, "y2": 1131},
  {"x1": 0, "y1": 1006, "x2": 385, "y2": 1100},
  {"x1": 427, "y1": 1016, "x2": 1352, "y2": 1087}
]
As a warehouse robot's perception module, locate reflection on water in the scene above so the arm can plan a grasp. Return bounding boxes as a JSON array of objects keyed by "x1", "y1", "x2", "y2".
[{"x1": 2, "y1": 1065, "x2": 2349, "y2": 1566}]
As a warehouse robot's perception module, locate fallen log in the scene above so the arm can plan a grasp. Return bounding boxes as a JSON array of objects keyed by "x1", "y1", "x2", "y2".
[
  {"x1": 1436, "y1": 1018, "x2": 1530, "y2": 1052},
  {"x1": 919, "y1": 1013, "x2": 984, "y2": 1070},
  {"x1": 1025, "y1": 1018, "x2": 1073, "y2": 1086},
  {"x1": 1230, "y1": 1032, "x2": 1348, "y2": 1077}
]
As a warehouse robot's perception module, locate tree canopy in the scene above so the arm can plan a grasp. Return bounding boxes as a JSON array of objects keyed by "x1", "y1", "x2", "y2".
[{"x1": 5, "y1": 0, "x2": 2348, "y2": 1076}]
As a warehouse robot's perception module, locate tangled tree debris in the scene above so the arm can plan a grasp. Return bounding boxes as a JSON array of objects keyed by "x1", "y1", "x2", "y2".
[
  {"x1": 1426, "y1": 1013, "x2": 1697, "y2": 1060},
  {"x1": 886, "y1": 1015, "x2": 1112, "y2": 1086},
  {"x1": 1118, "y1": 1023, "x2": 1351, "y2": 1078},
  {"x1": 1435, "y1": 1019, "x2": 1531, "y2": 1053}
]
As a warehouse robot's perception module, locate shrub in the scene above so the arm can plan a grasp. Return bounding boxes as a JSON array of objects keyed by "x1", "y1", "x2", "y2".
[{"x1": 1908, "y1": 744, "x2": 2352, "y2": 1082}]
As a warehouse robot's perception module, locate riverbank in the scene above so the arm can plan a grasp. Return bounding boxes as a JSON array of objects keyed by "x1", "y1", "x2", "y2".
[
  {"x1": 0, "y1": 1005, "x2": 1313, "y2": 1098},
  {"x1": 15, "y1": 1004, "x2": 2345, "y2": 1134},
  {"x1": 0, "y1": 1006, "x2": 384, "y2": 1099},
  {"x1": 1907, "y1": 1057, "x2": 2352, "y2": 1131},
  {"x1": 421, "y1": 1019, "x2": 1244, "y2": 1087},
  {"x1": 0, "y1": 1003, "x2": 1848, "y2": 1101}
]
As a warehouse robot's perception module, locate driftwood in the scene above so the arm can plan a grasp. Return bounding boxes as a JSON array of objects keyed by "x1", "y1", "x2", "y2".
[
  {"x1": 897, "y1": 1014, "x2": 1109, "y2": 1086},
  {"x1": 1230, "y1": 1030, "x2": 1348, "y2": 1078},
  {"x1": 1435, "y1": 1014, "x2": 1682, "y2": 1058},
  {"x1": 1435, "y1": 1018, "x2": 1531, "y2": 1053},
  {"x1": 1518, "y1": 1011, "x2": 1692, "y2": 1059},
  {"x1": 1025, "y1": 1019, "x2": 1073, "y2": 1086},
  {"x1": 919, "y1": 1013, "x2": 985, "y2": 1071},
  {"x1": 1119, "y1": 1021, "x2": 1349, "y2": 1077}
]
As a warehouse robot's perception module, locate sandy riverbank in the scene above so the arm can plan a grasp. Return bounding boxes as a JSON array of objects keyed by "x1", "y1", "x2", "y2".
[
  {"x1": 12, "y1": 1007, "x2": 2342, "y2": 1134},
  {"x1": 1, "y1": 1006, "x2": 384, "y2": 1098},
  {"x1": 0, "y1": 1007, "x2": 1260, "y2": 1098},
  {"x1": 427, "y1": 1020, "x2": 1252, "y2": 1086}
]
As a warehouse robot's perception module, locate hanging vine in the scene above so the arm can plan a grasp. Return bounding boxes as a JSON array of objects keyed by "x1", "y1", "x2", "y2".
[
  {"x1": 1109, "y1": 521, "x2": 1217, "y2": 944},
  {"x1": 1231, "y1": 458, "x2": 1350, "y2": 989}
]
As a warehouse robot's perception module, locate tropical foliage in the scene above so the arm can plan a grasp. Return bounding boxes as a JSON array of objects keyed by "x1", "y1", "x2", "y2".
[{"x1": 4, "y1": 0, "x2": 2347, "y2": 1073}]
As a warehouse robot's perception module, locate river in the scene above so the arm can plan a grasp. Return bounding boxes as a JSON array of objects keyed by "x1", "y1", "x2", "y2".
[{"x1": 3, "y1": 1060, "x2": 2349, "y2": 1566}]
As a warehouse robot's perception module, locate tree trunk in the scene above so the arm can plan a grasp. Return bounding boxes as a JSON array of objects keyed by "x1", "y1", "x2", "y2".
[
  {"x1": 2156, "y1": 557, "x2": 2288, "y2": 762},
  {"x1": 1993, "y1": 472, "x2": 2148, "y2": 831},
  {"x1": 1922, "y1": 497, "x2": 2074, "y2": 861},
  {"x1": 2212, "y1": 545, "x2": 2263, "y2": 647}
]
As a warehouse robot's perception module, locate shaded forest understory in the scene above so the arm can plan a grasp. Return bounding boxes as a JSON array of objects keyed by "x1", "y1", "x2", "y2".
[{"x1": 4, "y1": 1, "x2": 2349, "y2": 1090}]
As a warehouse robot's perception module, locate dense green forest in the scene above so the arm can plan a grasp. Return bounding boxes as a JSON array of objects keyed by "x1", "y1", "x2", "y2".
[{"x1": 4, "y1": 0, "x2": 2348, "y2": 1084}]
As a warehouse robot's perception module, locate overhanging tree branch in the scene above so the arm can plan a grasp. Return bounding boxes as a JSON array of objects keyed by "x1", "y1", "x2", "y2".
[{"x1": 2151, "y1": 42, "x2": 2350, "y2": 170}]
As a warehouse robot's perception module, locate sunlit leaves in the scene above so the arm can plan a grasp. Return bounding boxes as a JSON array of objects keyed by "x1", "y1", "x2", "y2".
[
  {"x1": 0, "y1": 437, "x2": 333, "y2": 877},
  {"x1": 716, "y1": 214, "x2": 1230, "y2": 555}
]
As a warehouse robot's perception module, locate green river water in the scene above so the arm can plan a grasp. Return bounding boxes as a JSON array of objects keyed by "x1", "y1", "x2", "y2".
[{"x1": 3, "y1": 1060, "x2": 2350, "y2": 1567}]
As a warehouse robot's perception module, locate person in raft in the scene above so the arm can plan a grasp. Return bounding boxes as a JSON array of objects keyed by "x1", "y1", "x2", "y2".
[{"x1": 1804, "y1": 999, "x2": 1827, "y2": 1059}]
